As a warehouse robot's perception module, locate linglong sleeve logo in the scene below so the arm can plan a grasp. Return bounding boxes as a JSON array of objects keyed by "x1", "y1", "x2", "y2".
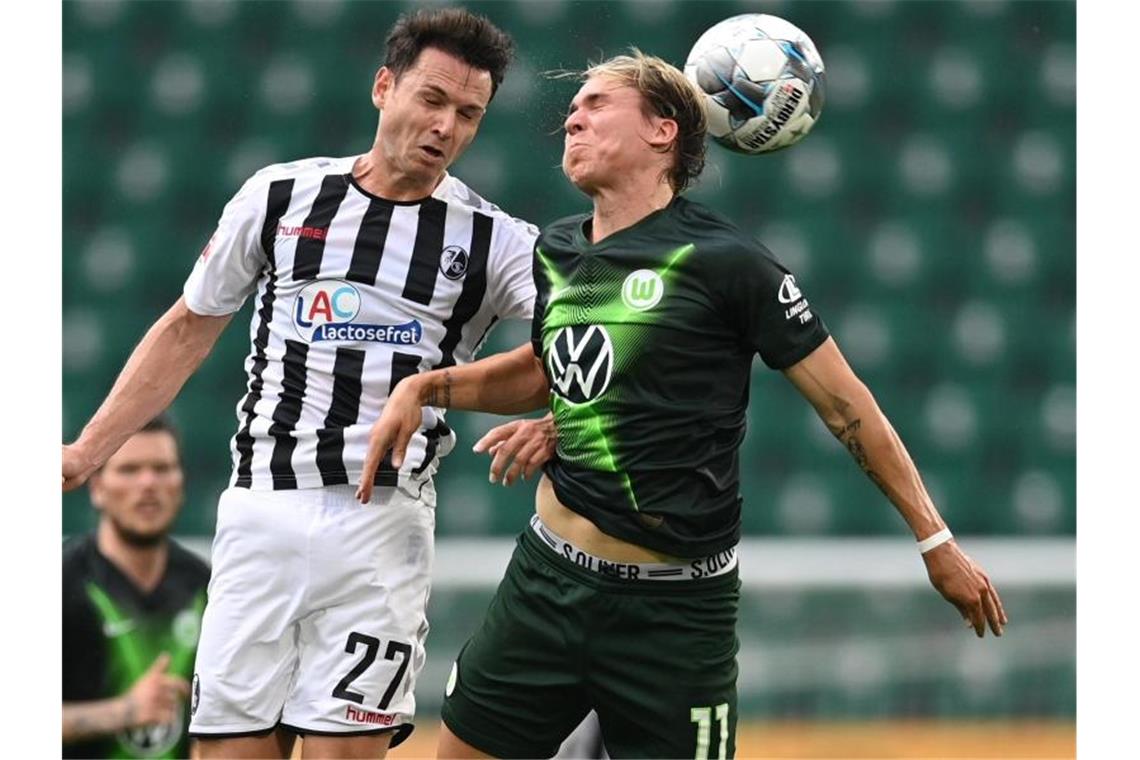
[{"x1": 548, "y1": 325, "x2": 614, "y2": 404}]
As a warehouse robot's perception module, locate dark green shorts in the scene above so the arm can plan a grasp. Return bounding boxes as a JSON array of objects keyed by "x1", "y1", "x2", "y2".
[{"x1": 441, "y1": 524, "x2": 740, "y2": 758}]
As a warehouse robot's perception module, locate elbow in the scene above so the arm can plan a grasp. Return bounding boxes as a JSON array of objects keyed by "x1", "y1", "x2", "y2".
[
  {"x1": 822, "y1": 380, "x2": 877, "y2": 440},
  {"x1": 163, "y1": 299, "x2": 228, "y2": 360}
]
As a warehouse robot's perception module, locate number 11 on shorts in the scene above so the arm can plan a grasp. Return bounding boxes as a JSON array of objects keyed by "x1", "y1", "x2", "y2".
[{"x1": 691, "y1": 702, "x2": 729, "y2": 760}]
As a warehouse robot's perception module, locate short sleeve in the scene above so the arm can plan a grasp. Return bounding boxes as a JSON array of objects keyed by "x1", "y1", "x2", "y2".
[
  {"x1": 182, "y1": 173, "x2": 269, "y2": 316},
  {"x1": 727, "y1": 242, "x2": 829, "y2": 370},
  {"x1": 530, "y1": 246, "x2": 550, "y2": 358},
  {"x1": 485, "y1": 217, "x2": 539, "y2": 322}
]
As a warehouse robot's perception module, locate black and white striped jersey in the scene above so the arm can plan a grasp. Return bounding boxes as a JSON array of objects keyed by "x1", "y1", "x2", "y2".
[{"x1": 183, "y1": 155, "x2": 537, "y2": 492}]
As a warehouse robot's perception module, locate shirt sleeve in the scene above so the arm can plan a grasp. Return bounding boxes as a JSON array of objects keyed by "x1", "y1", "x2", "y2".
[
  {"x1": 530, "y1": 244, "x2": 550, "y2": 358},
  {"x1": 727, "y1": 241, "x2": 829, "y2": 370},
  {"x1": 485, "y1": 216, "x2": 539, "y2": 322},
  {"x1": 182, "y1": 172, "x2": 270, "y2": 316}
]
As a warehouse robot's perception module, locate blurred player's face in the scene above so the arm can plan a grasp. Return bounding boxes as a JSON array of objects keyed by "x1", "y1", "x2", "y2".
[
  {"x1": 562, "y1": 75, "x2": 675, "y2": 195},
  {"x1": 90, "y1": 431, "x2": 184, "y2": 547},
  {"x1": 372, "y1": 47, "x2": 493, "y2": 191}
]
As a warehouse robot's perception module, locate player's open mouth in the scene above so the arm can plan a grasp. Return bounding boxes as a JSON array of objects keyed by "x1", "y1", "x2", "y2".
[{"x1": 420, "y1": 145, "x2": 444, "y2": 159}]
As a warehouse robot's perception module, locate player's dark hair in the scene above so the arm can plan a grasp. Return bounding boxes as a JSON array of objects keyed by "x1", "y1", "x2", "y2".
[
  {"x1": 383, "y1": 7, "x2": 515, "y2": 99},
  {"x1": 94, "y1": 415, "x2": 182, "y2": 472},
  {"x1": 139, "y1": 414, "x2": 181, "y2": 460},
  {"x1": 582, "y1": 50, "x2": 708, "y2": 193}
]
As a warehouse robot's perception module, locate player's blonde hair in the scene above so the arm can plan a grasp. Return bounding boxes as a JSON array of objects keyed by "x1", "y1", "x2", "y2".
[{"x1": 578, "y1": 49, "x2": 708, "y2": 193}]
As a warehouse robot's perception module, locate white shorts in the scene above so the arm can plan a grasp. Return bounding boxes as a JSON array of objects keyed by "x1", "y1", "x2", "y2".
[{"x1": 188, "y1": 482, "x2": 435, "y2": 746}]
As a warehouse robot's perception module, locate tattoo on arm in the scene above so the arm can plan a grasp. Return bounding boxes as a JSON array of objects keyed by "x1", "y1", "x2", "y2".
[
  {"x1": 63, "y1": 697, "x2": 133, "y2": 741},
  {"x1": 833, "y1": 419, "x2": 887, "y2": 490},
  {"x1": 425, "y1": 370, "x2": 453, "y2": 408}
]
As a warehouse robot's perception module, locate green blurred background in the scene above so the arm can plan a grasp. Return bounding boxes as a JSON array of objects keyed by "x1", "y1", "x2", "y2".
[{"x1": 62, "y1": 0, "x2": 1075, "y2": 731}]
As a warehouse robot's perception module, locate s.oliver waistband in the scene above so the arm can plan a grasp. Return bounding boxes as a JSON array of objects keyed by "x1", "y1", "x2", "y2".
[{"x1": 528, "y1": 513, "x2": 738, "y2": 581}]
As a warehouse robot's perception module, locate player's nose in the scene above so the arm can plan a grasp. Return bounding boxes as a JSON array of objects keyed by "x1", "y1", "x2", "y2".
[
  {"x1": 564, "y1": 109, "x2": 585, "y2": 135},
  {"x1": 432, "y1": 110, "x2": 456, "y2": 141}
]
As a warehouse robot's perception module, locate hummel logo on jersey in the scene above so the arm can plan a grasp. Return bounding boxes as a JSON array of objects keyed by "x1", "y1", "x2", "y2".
[
  {"x1": 277, "y1": 224, "x2": 328, "y2": 241},
  {"x1": 777, "y1": 274, "x2": 803, "y2": 304},
  {"x1": 548, "y1": 325, "x2": 614, "y2": 405},
  {"x1": 293, "y1": 280, "x2": 423, "y2": 345}
]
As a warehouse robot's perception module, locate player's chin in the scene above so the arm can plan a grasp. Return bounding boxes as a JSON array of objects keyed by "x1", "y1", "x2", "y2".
[
  {"x1": 121, "y1": 513, "x2": 176, "y2": 541},
  {"x1": 563, "y1": 164, "x2": 597, "y2": 195}
]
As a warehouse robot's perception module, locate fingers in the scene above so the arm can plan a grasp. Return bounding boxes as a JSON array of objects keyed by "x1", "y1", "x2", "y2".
[
  {"x1": 473, "y1": 422, "x2": 519, "y2": 454},
  {"x1": 967, "y1": 598, "x2": 985, "y2": 638},
  {"x1": 988, "y1": 577, "x2": 1009, "y2": 626},
  {"x1": 982, "y1": 578, "x2": 1007, "y2": 636},
  {"x1": 147, "y1": 652, "x2": 172, "y2": 675},
  {"x1": 504, "y1": 436, "x2": 548, "y2": 486},
  {"x1": 162, "y1": 675, "x2": 191, "y2": 700},
  {"x1": 356, "y1": 429, "x2": 392, "y2": 503},
  {"x1": 488, "y1": 442, "x2": 515, "y2": 484},
  {"x1": 489, "y1": 425, "x2": 548, "y2": 486}
]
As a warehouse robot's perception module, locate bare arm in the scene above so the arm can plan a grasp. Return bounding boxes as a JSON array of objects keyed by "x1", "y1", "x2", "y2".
[
  {"x1": 783, "y1": 337, "x2": 1007, "y2": 637},
  {"x1": 63, "y1": 698, "x2": 134, "y2": 743},
  {"x1": 356, "y1": 343, "x2": 549, "y2": 501},
  {"x1": 783, "y1": 337, "x2": 943, "y2": 539},
  {"x1": 62, "y1": 297, "x2": 231, "y2": 490},
  {"x1": 63, "y1": 653, "x2": 188, "y2": 742},
  {"x1": 411, "y1": 343, "x2": 549, "y2": 415}
]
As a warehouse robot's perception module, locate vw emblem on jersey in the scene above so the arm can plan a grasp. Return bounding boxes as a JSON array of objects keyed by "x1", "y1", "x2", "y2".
[
  {"x1": 440, "y1": 245, "x2": 469, "y2": 280},
  {"x1": 621, "y1": 269, "x2": 664, "y2": 311},
  {"x1": 293, "y1": 279, "x2": 422, "y2": 346},
  {"x1": 548, "y1": 325, "x2": 614, "y2": 405},
  {"x1": 777, "y1": 274, "x2": 803, "y2": 304}
]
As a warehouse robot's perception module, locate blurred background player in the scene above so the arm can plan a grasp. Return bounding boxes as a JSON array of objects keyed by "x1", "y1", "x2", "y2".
[
  {"x1": 62, "y1": 416, "x2": 208, "y2": 759},
  {"x1": 62, "y1": 8, "x2": 538, "y2": 759}
]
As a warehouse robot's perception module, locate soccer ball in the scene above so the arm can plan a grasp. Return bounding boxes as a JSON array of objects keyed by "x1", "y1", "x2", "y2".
[{"x1": 684, "y1": 14, "x2": 826, "y2": 155}]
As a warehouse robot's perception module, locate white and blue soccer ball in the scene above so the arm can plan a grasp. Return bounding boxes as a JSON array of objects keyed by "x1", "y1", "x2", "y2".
[{"x1": 684, "y1": 14, "x2": 826, "y2": 155}]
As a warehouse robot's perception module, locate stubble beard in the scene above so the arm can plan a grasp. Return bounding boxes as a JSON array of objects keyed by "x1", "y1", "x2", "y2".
[{"x1": 109, "y1": 515, "x2": 169, "y2": 548}]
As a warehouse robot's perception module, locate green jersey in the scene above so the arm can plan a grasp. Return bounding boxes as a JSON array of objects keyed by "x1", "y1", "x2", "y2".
[
  {"x1": 532, "y1": 196, "x2": 829, "y2": 557},
  {"x1": 63, "y1": 535, "x2": 210, "y2": 759}
]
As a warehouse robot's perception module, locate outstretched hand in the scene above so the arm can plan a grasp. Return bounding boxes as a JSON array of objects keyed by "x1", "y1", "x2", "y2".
[
  {"x1": 474, "y1": 413, "x2": 556, "y2": 486},
  {"x1": 922, "y1": 540, "x2": 1008, "y2": 637}
]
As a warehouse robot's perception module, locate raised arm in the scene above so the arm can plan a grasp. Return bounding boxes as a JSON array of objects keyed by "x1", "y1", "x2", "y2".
[
  {"x1": 355, "y1": 343, "x2": 549, "y2": 502},
  {"x1": 783, "y1": 337, "x2": 1007, "y2": 637},
  {"x1": 62, "y1": 297, "x2": 231, "y2": 490}
]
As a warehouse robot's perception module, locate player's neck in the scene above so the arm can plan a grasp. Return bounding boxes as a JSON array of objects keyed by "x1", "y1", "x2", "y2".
[
  {"x1": 589, "y1": 181, "x2": 674, "y2": 243},
  {"x1": 97, "y1": 522, "x2": 169, "y2": 594},
  {"x1": 354, "y1": 150, "x2": 444, "y2": 202}
]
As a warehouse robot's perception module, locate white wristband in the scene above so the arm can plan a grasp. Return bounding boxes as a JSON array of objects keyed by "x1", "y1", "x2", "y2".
[{"x1": 917, "y1": 527, "x2": 953, "y2": 554}]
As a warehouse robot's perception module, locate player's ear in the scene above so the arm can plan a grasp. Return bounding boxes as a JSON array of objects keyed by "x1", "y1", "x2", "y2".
[
  {"x1": 646, "y1": 116, "x2": 679, "y2": 152},
  {"x1": 373, "y1": 67, "x2": 395, "y2": 110}
]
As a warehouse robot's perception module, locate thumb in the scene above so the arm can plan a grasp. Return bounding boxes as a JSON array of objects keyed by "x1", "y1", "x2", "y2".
[{"x1": 147, "y1": 652, "x2": 172, "y2": 675}]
